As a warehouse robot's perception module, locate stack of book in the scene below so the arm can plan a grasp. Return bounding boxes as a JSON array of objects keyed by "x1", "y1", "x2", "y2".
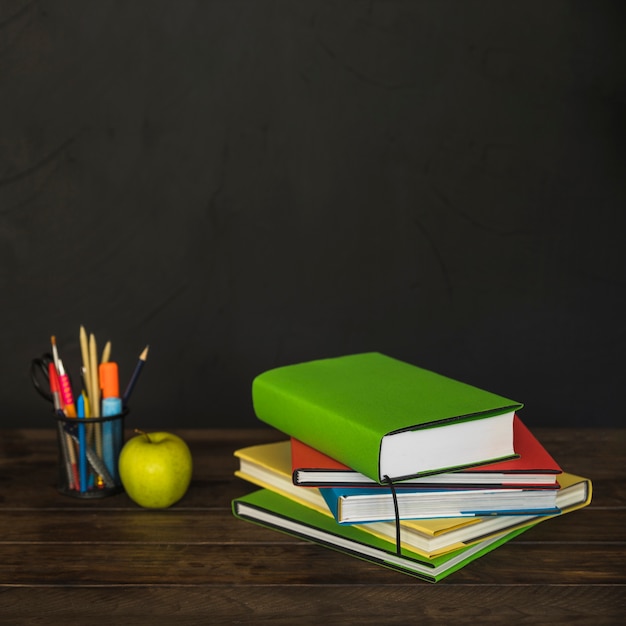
[{"x1": 232, "y1": 352, "x2": 592, "y2": 582}]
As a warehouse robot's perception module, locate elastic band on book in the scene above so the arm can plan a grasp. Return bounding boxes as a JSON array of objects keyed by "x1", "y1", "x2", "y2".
[{"x1": 383, "y1": 475, "x2": 402, "y2": 556}]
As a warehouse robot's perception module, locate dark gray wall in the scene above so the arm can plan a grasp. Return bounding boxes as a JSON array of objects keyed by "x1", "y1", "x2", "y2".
[{"x1": 1, "y1": 1, "x2": 624, "y2": 430}]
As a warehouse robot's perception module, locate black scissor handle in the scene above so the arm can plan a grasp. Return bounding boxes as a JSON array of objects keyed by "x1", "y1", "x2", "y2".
[{"x1": 30, "y1": 354, "x2": 54, "y2": 403}]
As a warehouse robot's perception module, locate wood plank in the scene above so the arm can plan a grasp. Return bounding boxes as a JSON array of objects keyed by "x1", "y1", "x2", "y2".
[
  {"x1": 0, "y1": 507, "x2": 623, "y2": 544},
  {"x1": 0, "y1": 586, "x2": 624, "y2": 625},
  {"x1": 0, "y1": 585, "x2": 623, "y2": 625},
  {"x1": 0, "y1": 542, "x2": 623, "y2": 585},
  {"x1": 1, "y1": 475, "x2": 624, "y2": 509},
  {"x1": 1, "y1": 428, "x2": 625, "y2": 507},
  {"x1": 2, "y1": 427, "x2": 624, "y2": 470}
]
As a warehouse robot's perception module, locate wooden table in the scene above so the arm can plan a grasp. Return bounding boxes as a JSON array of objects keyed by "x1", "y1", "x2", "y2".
[{"x1": 0, "y1": 428, "x2": 624, "y2": 624}]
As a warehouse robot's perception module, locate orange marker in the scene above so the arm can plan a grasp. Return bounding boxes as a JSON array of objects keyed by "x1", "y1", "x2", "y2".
[{"x1": 99, "y1": 361, "x2": 122, "y2": 481}]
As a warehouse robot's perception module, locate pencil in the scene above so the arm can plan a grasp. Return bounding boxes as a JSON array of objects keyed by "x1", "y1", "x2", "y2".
[
  {"x1": 77, "y1": 392, "x2": 88, "y2": 492},
  {"x1": 57, "y1": 421, "x2": 74, "y2": 489},
  {"x1": 123, "y1": 345, "x2": 149, "y2": 406},
  {"x1": 89, "y1": 333, "x2": 103, "y2": 474},
  {"x1": 79, "y1": 325, "x2": 92, "y2": 407},
  {"x1": 89, "y1": 333, "x2": 101, "y2": 418},
  {"x1": 50, "y1": 335, "x2": 60, "y2": 372},
  {"x1": 101, "y1": 341, "x2": 111, "y2": 364}
]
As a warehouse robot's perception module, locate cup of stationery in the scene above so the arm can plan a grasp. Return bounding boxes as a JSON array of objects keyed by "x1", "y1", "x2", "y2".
[
  {"x1": 55, "y1": 409, "x2": 127, "y2": 498},
  {"x1": 54, "y1": 361, "x2": 127, "y2": 498},
  {"x1": 33, "y1": 332, "x2": 150, "y2": 498}
]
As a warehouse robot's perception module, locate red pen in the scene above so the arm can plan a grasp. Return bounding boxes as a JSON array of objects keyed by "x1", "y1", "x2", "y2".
[
  {"x1": 57, "y1": 359, "x2": 77, "y2": 418},
  {"x1": 50, "y1": 362, "x2": 79, "y2": 490},
  {"x1": 48, "y1": 362, "x2": 64, "y2": 413}
]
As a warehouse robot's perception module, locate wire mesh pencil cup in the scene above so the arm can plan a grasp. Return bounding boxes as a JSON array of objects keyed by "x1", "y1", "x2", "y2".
[{"x1": 55, "y1": 411, "x2": 127, "y2": 498}]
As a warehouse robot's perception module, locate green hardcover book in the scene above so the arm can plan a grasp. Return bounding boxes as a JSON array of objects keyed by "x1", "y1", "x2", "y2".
[
  {"x1": 252, "y1": 352, "x2": 523, "y2": 483},
  {"x1": 232, "y1": 488, "x2": 532, "y2": 583}
]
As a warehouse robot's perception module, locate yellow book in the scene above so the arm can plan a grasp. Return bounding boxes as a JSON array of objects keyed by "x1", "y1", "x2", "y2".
[{"x1": 234, "y1": 441, "x2": 592, "y2": 558}]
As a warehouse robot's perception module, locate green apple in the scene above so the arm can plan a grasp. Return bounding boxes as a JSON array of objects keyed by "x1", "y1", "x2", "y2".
[{"x1": 119, "y1": 430, "x2": 193, "y2": 508}]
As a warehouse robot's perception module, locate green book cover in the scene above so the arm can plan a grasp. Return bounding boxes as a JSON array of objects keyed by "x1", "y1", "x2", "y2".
[
  {"x1": 232, "y1": 488, "x2": 532, "y2": 583},
  {"x1": 252, "y1": 352, "x2": 523, "y2": 482}
]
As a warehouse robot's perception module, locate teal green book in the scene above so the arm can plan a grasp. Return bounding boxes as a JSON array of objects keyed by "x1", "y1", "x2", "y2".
[
  {"x1": 319, "y1": 485, "x2": 560, "y2": 525},
  {"x1": 252, "y1": 353, "x2": 523, "y2": 483},
  {"x1": 232, "y1": 488, "x2": 532, "y2": 583}
]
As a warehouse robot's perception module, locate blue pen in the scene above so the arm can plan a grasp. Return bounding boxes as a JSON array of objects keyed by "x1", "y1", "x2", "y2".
[{"x1": 76, "y1": 392, "x2": 88, "y2": 492}]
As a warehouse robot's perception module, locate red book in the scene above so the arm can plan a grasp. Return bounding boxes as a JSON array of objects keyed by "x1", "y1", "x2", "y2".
[{"x1": 292, "y1": 416, "x2": 561, "y2": 488}]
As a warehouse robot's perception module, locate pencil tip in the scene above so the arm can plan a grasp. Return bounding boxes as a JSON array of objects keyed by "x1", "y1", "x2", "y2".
[
  {"x1": 140, "y1": 345, "x2": 149, "y2": 360},
  {"x1": 51, "y1": 335, "x2": 56, "y2": 345}
]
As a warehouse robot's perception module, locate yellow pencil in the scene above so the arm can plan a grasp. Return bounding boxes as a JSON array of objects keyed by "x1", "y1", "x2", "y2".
[
  {"x1": 79, "y1": 325, "x2": 92, "y2": 407},
  {"x1": 101, "y1": 341, "x2": 111, "y2": 364},
  {"x1": 89, "y1": 334, "x2": 103, "y2": 478},
  {"x1": 89, "y1": 333, "x2": 100, "y2": 418}
]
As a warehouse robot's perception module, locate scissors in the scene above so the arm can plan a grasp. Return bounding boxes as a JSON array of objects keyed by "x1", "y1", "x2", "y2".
[{"x1": 31, "y1": 353, "x2": 74, "y2": 405}]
